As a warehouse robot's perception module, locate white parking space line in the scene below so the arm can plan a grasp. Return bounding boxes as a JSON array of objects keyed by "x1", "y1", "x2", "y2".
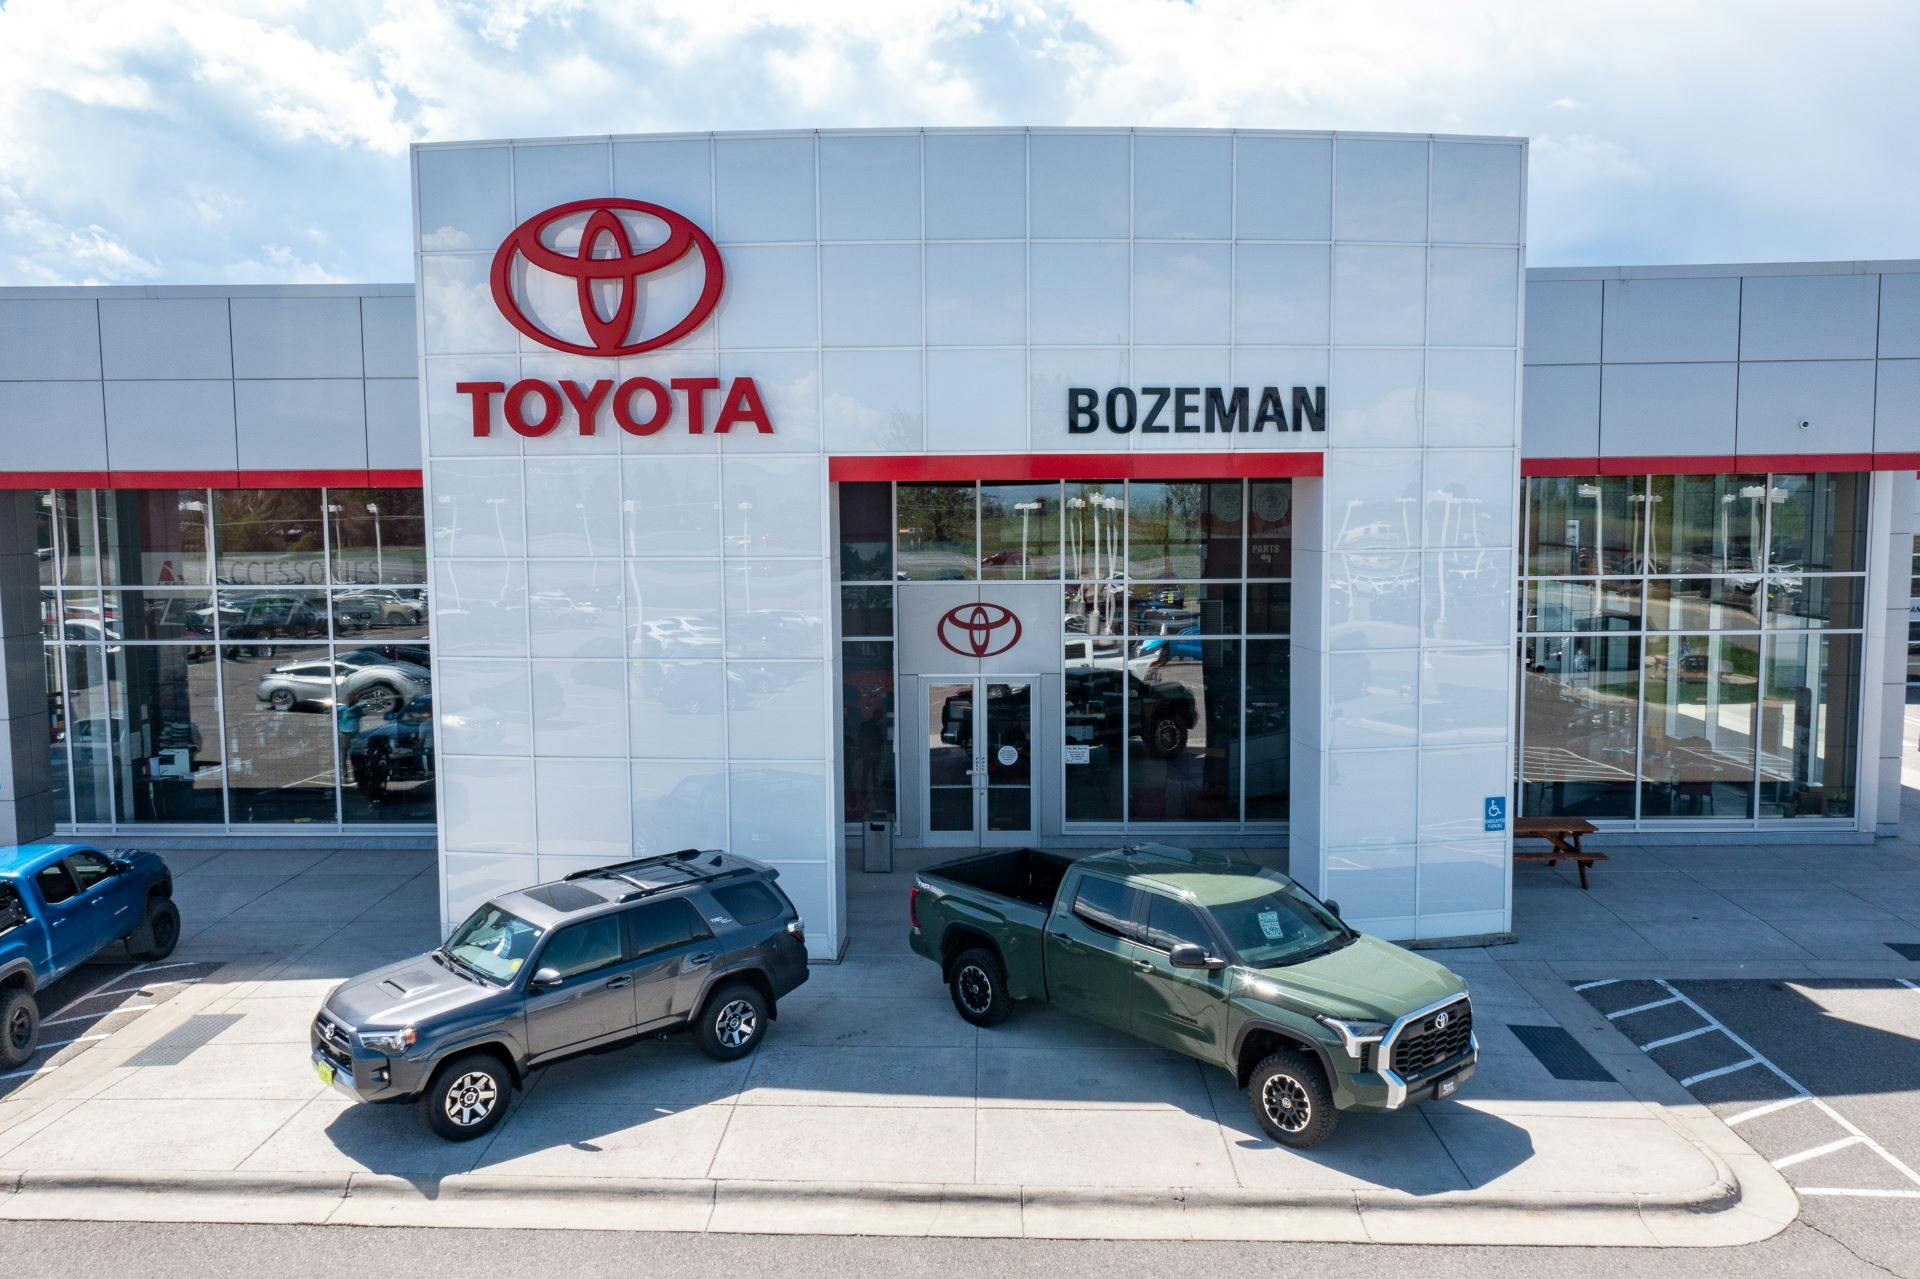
[
  {"x1": 1899, "y1": 978, "x2": 1918, "y2": 993},
  {"x1": 94, "y1": 975, "x2": 204, "y2": 996},
  {"x1": 1727, "y1": 1095, "x2": 1809, "y2": 1126},
  {"x1": 1573, "y1": 979, "x2": 1620, "y2": 991},
  {"x1": 1607, "y1": 996, "x2": 1681, "y2": 1019},
  {"x1": 1681, "y1": 1057, "x2": 1760, "y2": 1087},
  {"x1": 1641, "y1": 1024, "x2": 1718, "y2": 1051},
  {"x1": 96, "y1": 967, "x2": 210, "y2": 996},
  {"x1": 40, "y1": 1005, "x2": 150, "y2": 1030},
  {"x1": 1654, "y1": 980, "x2": 1920, "y2": 1192},
  {"x1": 1773, "y1": 1135, "x2": 1864, "y2": 1170},
  {"x1": 0, "y1": 1062, "x2": 58, "y2": 1082},
  {"x1": 35, "y1": 1033, "x2": 111, "y2": 1052},
  {"x1": 1800, "y1": 1187, "x2": 1920, "y2": 1199}
]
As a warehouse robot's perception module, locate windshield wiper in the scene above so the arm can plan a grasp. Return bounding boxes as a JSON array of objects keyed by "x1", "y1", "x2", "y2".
[
  {"x1": 1275, "y1": 933, "x2": 1355, "y2": 967},
  {"x1": 434, "y1": 947, "x2": 489, "y2": 984}
]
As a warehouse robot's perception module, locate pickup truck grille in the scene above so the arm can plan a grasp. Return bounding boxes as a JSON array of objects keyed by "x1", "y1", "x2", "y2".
[
  {"x1": 313, "y1": 1012, "x2": 353, "y2": 1069},
  {"x1": 1390, "y1": 1000, "x2": 1472, "y2": 1078}
]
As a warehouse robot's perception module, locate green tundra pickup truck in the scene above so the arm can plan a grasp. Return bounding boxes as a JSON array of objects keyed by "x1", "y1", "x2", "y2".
[{"x1": 908, "y1": 844, "x2": 1475, "y2": 1148}]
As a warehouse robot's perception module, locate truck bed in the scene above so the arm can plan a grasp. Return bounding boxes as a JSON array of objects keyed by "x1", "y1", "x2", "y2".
[{"x1": 924, "y1": 848, "x2": 1074, "y2": 911}]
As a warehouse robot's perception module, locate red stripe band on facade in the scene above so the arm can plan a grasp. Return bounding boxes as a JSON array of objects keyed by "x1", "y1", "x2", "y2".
[
  {"x1": 1522, "y1": 453, "x2": 1916, "y2": 478},
  {"x1": 827, "y1": 452, "x2": 1325, "y2": 483},
  {"x1": 0, "y1": 469, "x2": 425, "y2": 491}
]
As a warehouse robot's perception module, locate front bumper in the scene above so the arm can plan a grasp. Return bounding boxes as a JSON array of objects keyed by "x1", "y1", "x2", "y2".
[{"x1": 310, "y1": 1015, "x2": 433, "y2": 1103}]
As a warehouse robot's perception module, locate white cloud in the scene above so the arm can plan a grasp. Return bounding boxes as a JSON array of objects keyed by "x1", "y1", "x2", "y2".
[
  {"x1": 0, "y1": 0, "x2": 1917, "y2": 282},
  {"x1": 224, "y1": 242, "x2": 345, "y2": 283}
]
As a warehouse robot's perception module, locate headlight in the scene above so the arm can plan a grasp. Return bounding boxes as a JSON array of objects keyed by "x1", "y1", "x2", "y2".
[
  {"x1": 359, "y1": 1027, "x2": 417, "y2": 1055},
  {"x1": 1314, "y1": 1015, "x2": 1389, "y2": 1063}
]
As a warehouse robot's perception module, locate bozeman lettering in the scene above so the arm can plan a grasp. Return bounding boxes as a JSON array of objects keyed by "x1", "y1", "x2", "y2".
[
  {"x1": 1068, "y1": 388, "x2": 1099, "y2": 433},
  {"x1": 1205, "y1": 387, "x2": 1248, "y2": 434},
  {"x1": 454, "y1": 376, "x2": 774, "y2": 437},
  {"x1": 1254, "y1": 387, "x2": 1287, "y2": 433},
  {"x1": 1142, "y1": 387, "x2": 1171, "y2": 433},
  {"x1": 1069, "y1": 385, "x2": 1328, "y2": 435}
]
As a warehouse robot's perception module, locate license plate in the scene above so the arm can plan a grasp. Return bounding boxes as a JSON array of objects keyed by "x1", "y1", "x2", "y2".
[
  {"x1": 1436, "y1": 1077, "x2": 1458, "y2": 1099},
  {"x1": 314, "y1": 1059, "x2": 334, "y2": 1087}
]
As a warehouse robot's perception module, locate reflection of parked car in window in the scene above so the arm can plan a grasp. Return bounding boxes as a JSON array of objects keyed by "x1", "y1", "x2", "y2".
[
  {"x1": 349, "y1": 694, "x2": 434, "y2": 799},
  {"x1": 203, "y1": 595, "x2": 330, "y2": 642},
  {"x1": 1064, "y1": 669, "x2": 1199, "y2": 758},
  {"x1": 256, "y1": 654, "x2": 430, "y2": 714},
  {"x1": 1138, "y1": 624, "x2": 1203, "y2": 662},
  {"x1": 335, "y1": 589, "x2": 425, "y2": 626},
  {"x1": 339, "y1": 643, "x2": 431, "y2": 670}
]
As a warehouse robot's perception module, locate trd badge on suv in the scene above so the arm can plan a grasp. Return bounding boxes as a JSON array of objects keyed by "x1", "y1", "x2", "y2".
[{"x1": 311, "y1": 849, "x2": 808, "y2": 1140}]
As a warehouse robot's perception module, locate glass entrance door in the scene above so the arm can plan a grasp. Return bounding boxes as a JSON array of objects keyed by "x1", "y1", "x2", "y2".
[{"x1": 925, "y1": 678, "x2": 1034, "y2": 844}]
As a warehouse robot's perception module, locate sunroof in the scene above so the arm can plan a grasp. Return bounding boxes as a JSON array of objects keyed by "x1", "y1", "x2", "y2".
[{"x1": 523, "y1": 882, "x2": 606, "y2": 912}]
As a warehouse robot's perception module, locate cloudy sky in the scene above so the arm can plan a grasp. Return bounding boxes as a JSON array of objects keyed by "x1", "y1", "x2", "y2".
[{"x1": 2, "y1": 0, "x2": 1916, "y2": 286}]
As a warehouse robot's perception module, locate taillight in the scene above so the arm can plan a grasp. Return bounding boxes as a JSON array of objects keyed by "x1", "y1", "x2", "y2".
[
  {"x1": 786, "y1": 918, "x2": 805, "y2": 947},
  {"x1": 909, "y1": 885, "x2": 920, "y2": 929}
]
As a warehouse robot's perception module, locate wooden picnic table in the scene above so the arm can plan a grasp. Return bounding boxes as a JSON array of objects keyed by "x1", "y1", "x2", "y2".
[{"x1": 1513, "y1": 816, "x2": 1607, "y2": 889}]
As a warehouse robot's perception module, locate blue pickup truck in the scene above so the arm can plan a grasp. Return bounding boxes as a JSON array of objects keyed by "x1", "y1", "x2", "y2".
[{"x1": 1, "y1": 844, "x2": 180, "y2": 1070}]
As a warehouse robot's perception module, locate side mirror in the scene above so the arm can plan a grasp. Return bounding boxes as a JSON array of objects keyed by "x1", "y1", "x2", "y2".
[
  {"x1": 1324, "y1": 900, "x2": 1342, "y2": 919},
  {"x1": 528, "y1": 967, "x2": 563, "y2": 990},
  {"x1": 1168, "y1": 942, "x2": 1223, "y2": 971},
  {"x1": 108, "y1": 858, "x2": 133, "y2": 875}
]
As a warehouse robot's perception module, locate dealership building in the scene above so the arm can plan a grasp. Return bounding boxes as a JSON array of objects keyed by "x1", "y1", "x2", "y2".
[{"x1": 1, "y1": 127, "x2": 1916, "y2": 959}]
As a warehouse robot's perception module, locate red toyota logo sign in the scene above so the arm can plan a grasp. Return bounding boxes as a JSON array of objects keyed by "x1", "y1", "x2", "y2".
[
  {"x1": 489, "y1": 198, "x2": 723, "y2": 357},
  {"x1": 937, "y1": 603, "x2": 1023, "y2": 658}
]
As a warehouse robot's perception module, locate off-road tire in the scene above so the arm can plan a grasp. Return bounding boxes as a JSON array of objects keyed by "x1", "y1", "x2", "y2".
[
  {"x1": 1249, "y1": 1049, "x2": 1338, "y2": 1148},
  {"x1": 420, "y1": 1052, "x2": 511, "y2": 1142},
  {"x1": 130, "y1": 897, "x2": 181, "y2": 961},
  {"x1": 947, "y1": 946, "x2": 1013, "y2": 1027},
  {"x1": 1, "y1": 987, "x2": 39, "y2": 1069},
  {"x1": 695, "y1": 982, "x2": 768, "y2": 1061}
]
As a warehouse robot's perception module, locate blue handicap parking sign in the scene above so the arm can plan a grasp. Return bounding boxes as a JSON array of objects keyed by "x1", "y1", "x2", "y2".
[{"x1": 1483, "y1": 796, "x2": 1506, "y2": 832}]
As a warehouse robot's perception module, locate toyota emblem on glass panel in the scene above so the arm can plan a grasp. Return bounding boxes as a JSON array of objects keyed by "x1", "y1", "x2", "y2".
[
  {"x1": 489, "y1": 198, "x2": 724, "y2": 357},
  {"x1": 936, "y1": 603, "x2": 1022, "y2": 658}
]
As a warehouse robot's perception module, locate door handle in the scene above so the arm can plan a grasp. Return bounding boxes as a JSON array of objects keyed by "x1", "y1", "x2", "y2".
[
  {"x1": 1133, "y1": 959, "x2": 1154, "y2": 973},
  {"x1": 685, "y1": 953, "x2": 714, "y2": 970},
  {"x1": 604, "y1": 975, "x2": 633, "y2": 989}
]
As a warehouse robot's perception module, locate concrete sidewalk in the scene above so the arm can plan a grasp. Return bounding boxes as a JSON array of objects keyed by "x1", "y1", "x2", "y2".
[{"x1": 0, "y1": 841, "x2": 1795, "y2": 1245}]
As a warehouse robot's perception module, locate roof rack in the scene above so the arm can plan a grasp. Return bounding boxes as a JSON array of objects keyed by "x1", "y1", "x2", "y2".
[{"x1": 560, "y1": 848, "x2": 756, "y2": 904}]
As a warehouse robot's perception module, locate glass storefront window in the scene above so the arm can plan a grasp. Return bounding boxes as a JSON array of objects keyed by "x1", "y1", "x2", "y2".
[
  {"x1": 1519, "y1": 634, "x2": 1640, "y2": 819},
  {"x1": 1758, "y1": 634, "x2": 1859, "y2": 819},
  {"x1": 1126, "y1": 481, "x2": 1241, "y2": 580},
  {"x1": 214, "y1": 489, "x2": 326, "y2": 586},
  {"x1": 1648, "y1": 474, "x2": 1764, "y2": 575},
  {"x1": 980, "y1": 483, "x2": 1059, "y2": 580},
  {"x1": 1127, "y1": 583, "x2": 1240, "y2": 636},
  {"x1": 1063, "y1": 482, "x2": 1125, "y2": 583},
  {"x1": 836, "y1": 482, "x2": 892, "y2": 582},
  {"x1": 1245, "y1": 640, "x2": 1289, "y2": 821},
  {"x1": 1770, "y1": 473, "x2": 1867, "y2": 574},
  {"x1": 35, "y1": 492, "x2": 55, "y2": 587},
  {"x1": 100, "y1": 489, "x2": 212, "y2": 586},
  {"x1": 1064, "y1": 644, "x2": 1125, "y2": 822},
  {"x1": 1524, "y1": 476, "x2": 1643, "y2": 576},
  {"x1": 1125, "y1": 640, "x2": 1239, "y2": 822},
  {"x1": 327, "y1": 489, "x2": 426, "y2": 585},
  {"x1": 64, "y1": 645, "x2": 113, "y2": 822},
  {"x1": 219, "y1": 644, "x2": 337, "y2": 823},
  {"x1": 1523, "y1": 579, "x2": 1643, "y2": 633},
  {"x1": 842, "y1": 640, "x2": 896, "y2": 823},
  {"x1": 1521, "y1": 472, "x2": 1864, "y2": 828},
  {"x1": 1247, "y1": 480, "x2": 1292, "y2": 578},
  {"x1": 1645, "y1": 578, "x2": 1759, "y2": 631},
  {"x1": 1064, "y1": 582, "x2": 1125, "y2": 637},
  {"x1": 1246, "y1": 584, "x2": 1290, "y2": 635},
  {"x1": 840, "y1": 586, "x2": 892, "y2": 638},
  {"x1": 41, "y1": 485, "x2": 432, "y2": 831},
  {"x1": 1640, "y1": 633, "x2": 1759, "y2": 819},
  {"x1": 110, "y1": 646, "x2": 223, "y2": 823},
  {"x1": 895, "y1": 483, "x2": 976, "y2": 581}
]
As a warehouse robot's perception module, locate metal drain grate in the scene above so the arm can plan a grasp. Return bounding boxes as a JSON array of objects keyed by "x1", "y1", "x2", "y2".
[
  {"x1": 1885, "y1": 942, "x2": 1920, "y2": 961},
  {"x1": 123, "y1": 1014, "x2": 246, "y2": 1067},
  {"x1": 1510, "y1": 1023, "x2": 1616, "y2": 1082}
]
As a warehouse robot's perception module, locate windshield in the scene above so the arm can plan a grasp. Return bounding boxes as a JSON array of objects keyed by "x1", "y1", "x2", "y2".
[
  {"x1": 444, "y1": 904, "x2": 542, "y2": 982},
  {"x1": 1208, "y1": 879, "x2": 1351, "y2": 967}
]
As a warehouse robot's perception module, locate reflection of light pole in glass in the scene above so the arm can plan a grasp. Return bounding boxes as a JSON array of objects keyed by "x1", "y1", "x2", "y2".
[
  {"x1": 364, "y1": 501, "x2": 383, "y2": 581},
  {"x1": 1576, "y1": 482, "x2": 1601, "y2": 569},
  {"x1": 1014, "y1": 500, "x2": 1041, "y2": 580},
  {"x1": 1067, "y1": 496, "x2": 1085, "y2": 581}
]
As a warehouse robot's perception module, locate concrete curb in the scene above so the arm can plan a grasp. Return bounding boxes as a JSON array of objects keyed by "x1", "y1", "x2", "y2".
[{"x1": 0, "y1": 1157, "x2": 1782, "y2": 1245}]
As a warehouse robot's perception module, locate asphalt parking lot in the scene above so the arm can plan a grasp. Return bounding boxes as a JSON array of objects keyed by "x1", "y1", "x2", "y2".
[
  {"x1": 1579, "y1": 975, "x2": 1920, "y2": 1274},
  {"x1": 3, "y1": 958, "x2": 223, "y2": 1099}
]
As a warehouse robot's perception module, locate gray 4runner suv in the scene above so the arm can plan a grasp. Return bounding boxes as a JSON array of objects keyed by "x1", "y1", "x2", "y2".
[{"x1": 311, "y1": 849, "x2": 808, "y2": 1140}]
